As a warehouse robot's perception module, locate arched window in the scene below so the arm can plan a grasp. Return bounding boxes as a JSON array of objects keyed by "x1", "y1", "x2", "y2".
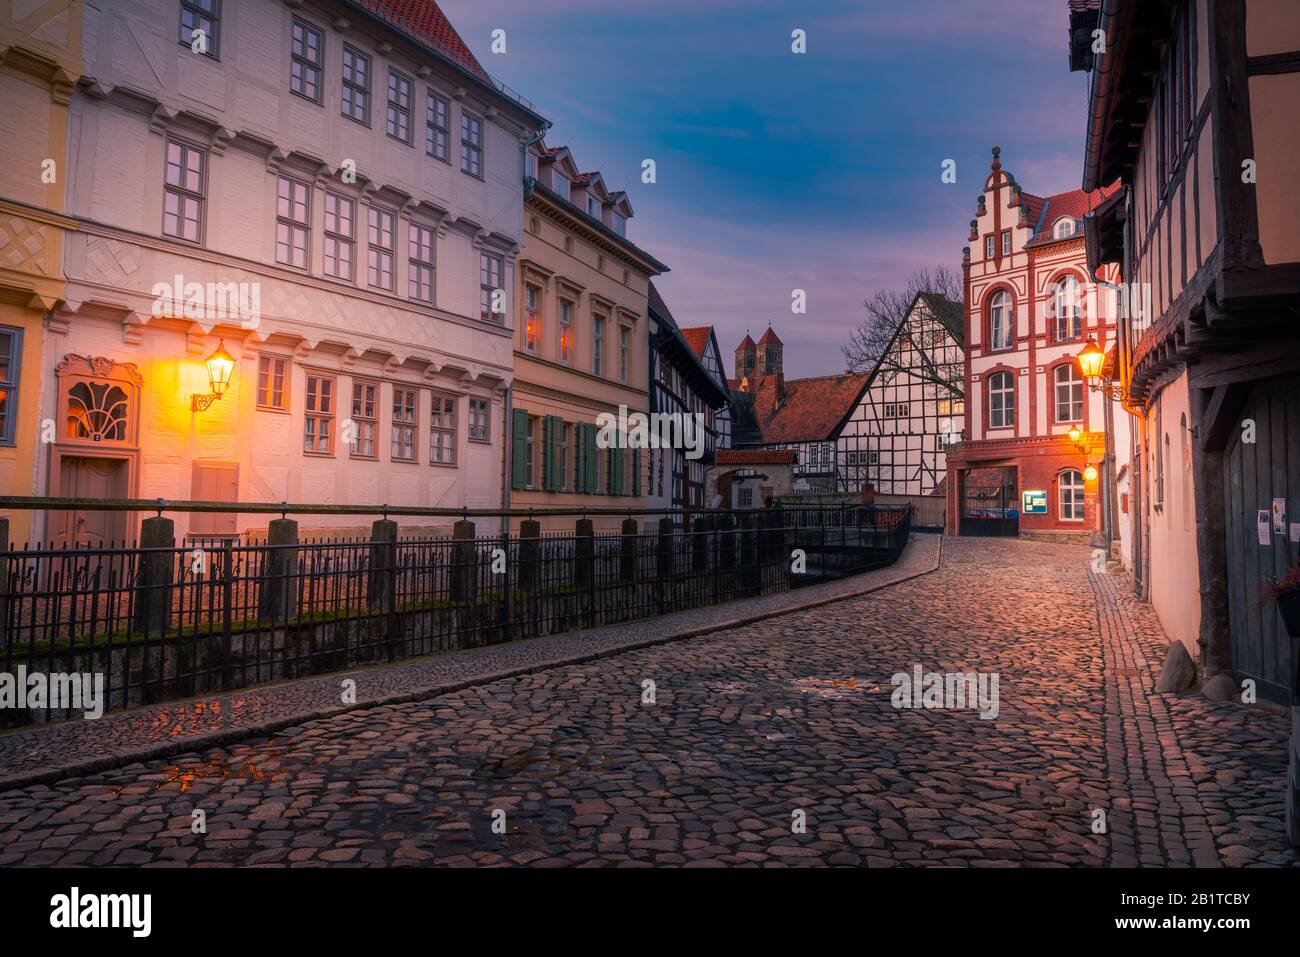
[
  {"x1": 1053, "y1": 364, "x2": 1083, "y2": 422},
  {"x1": 988, "y1": 371, "x2": 1014, "y2": 428},
  {"x1": 1054, "y1": 218, "x2": 1076, "y2": 239},
  {"x1": 988, "y1": 290, "x2": 1013, "y2": 350},
  {"x1": 1051, "y1": 276, "x2": 1082, "y2": 341},
  {"x1": 1059, "y1": 469, "x2": 1085, "y2": 521}
]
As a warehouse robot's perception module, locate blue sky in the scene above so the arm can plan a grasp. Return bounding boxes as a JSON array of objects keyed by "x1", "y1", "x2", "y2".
[{"x1": 440, "y1": 0, "x2": 1091, "y2": 378}]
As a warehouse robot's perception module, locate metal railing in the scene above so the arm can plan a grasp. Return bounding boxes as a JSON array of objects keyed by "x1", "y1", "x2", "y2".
[{"x1": 0, "y1": 504, "x2": 911, "y2": 723}]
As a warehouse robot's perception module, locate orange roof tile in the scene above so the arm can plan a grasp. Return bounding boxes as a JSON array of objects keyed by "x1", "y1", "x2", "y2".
[
  {"x1": 679, "y1": 326, "x2": 713, "y2": 360},
  {"x1": 354, "y1": 0, "x2": 491, "y2": 82},
  {"x1": 716, "y1": 449, "x2": 797, "y2": 465},
  {"x1": 750, "y1": 372, "x2": 870, "y2": 443}
]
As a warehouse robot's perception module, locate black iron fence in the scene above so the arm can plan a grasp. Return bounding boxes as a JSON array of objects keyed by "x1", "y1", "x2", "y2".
[{"x1": 0, "y1": 503, "x2": 911, "y2": 723}]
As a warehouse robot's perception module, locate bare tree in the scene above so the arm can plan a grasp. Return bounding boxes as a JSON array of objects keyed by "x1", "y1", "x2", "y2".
[{"x1": 842, "y1": 265, "x2": 964, "y2": 399}]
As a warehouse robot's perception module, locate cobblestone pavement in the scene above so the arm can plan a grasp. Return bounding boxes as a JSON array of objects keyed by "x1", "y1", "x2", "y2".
[
  {"x1": 0, "y1": 533, "x2": 940, "y2": 789},
  {"x1": 1, "y1": 537, "x2": 1296, "y2": 867}
]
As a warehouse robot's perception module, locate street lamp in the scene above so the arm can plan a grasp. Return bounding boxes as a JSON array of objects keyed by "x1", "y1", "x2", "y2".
[
  {"x1": 1084, "y1": 464, "x2": 1099, "y2": 482},
  {"x1": 1076, "y1": 337, "x2": 1125, "y2": 400},
  {"x1": 1067, "y1": 425, "x2": 1086, "y2": 451},
  {"x1": 192, "y1": 340, "x2": 235, "y2": 411}
]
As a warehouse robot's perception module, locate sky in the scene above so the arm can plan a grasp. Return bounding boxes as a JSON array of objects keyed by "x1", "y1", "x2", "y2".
[{"x1": 439, "y1": 0, "x2": 1092, "y2": 379}]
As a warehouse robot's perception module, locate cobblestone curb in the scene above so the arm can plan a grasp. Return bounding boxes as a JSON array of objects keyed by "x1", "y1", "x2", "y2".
[{"x1": 0, "y1": 534, "x2": 943, "y2": 794}]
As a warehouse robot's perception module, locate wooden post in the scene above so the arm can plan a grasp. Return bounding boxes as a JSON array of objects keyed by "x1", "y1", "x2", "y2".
[
  {"x1": 450, "y1": 519, "x2": 477, "y2": 603},
  {"x1": 134, "y1": 516, "x2": 174, "y2": 635},
  {"x1": 574, "y1": 518, "x2": 594, "y2": 590},
  {"x1": 258, "y1": 518, "x2": 298, "y2": 621}
]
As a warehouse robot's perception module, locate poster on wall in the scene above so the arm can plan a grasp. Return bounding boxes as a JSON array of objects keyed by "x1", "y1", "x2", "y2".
[
  {"x1": 1271, "y1": 497, "x2": 1286, "y2": 534},
  {"x1": 1257, "y1": 510, "x2": 1271, "y2": 545}
]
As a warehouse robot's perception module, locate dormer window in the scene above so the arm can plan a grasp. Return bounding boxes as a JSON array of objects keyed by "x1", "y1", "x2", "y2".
[
  {"x1": 587, "y1": 197, "x2": 600, "y2": 219},
  {"x1": 525, "y1": 151, "x2": 537, "y2": 180},
  {"x1": 1054, "y1": 218, "x2": 1076, "y2": 239},
  {"x1": 552, "y1": 172, "x2": 568, "y2": 199},
  {"x1": 612, "y1": 213, "x2": 626, "y2": 237}
]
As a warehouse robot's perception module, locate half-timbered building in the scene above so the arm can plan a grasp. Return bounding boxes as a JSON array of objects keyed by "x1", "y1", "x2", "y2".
[
  {"x1": 837, "y1": 292, "x2": 965, "y2": 496},
  {"x1": 679, "y1": 325, "x2": 732, "y2": 451},
  {"x1": 646, "y1": 284, "x2": 728, "y2": 513},
  {"x1": 1069, "y1": 0, "x2": 1300, "y2": 838}
]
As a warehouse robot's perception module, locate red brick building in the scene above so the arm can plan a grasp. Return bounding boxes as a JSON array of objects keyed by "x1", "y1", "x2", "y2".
[{"x1": 944, "y1": 148, "x2": 1124, "y2": 541}]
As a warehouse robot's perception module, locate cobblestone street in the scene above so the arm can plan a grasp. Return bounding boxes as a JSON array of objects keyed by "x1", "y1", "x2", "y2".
[{"x1": 1, "y1": 537, "x2": 1296, "y2": 867}]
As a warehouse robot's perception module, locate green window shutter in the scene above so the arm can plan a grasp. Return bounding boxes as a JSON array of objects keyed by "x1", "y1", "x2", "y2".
[
  {"x1": 583, "y1": 423, "x2": 598, "y2": 493},
  {"x1": 541, "y1": 416, "x2": 552, "y2": 491},
  {"x1": 632, "y1": 447, "x2": 641, "y2": 497},
  {"x1": 511, "y1": 408, "x2": 528, "y2": 490},
  {"x1": 547, "y1": 416, "x2": 562, "y2": 492},
  {"x1": 612, "y1": 438, "x2": 625, "y2": 495}
]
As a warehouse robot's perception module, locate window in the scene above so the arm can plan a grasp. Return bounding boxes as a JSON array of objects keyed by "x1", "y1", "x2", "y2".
[
  {"x1": 386, "y1": 69, "x2": 412, "y2": 145},
  {"x1": 460, "y1": 111, "x2": 483, "y2": 176},
  {"x1": 587, "y1": 196, "x2": 600, "y2": 218},
  {"x1": 552, "y1": 171, "x2": 568, "y2": 199},
  {"x1": 558, "y1": 297, "x2": 573, "y2": 365},
  {"x1": 323, "y1": 192, "x2": 354, "y2": 280},
  {"x1": 303, "y1": 375, "x2": 334, "y2": 454},
  {"x1": 257, "y1": 355, "x2": 288, "y2": 410},
  {"x1": 392, "y1": 387, "x2": 418, "y2": 462},
  {"x1": 988, "y1": 371, "x2": 1014, "y2": 428},
  {"x1": 430, "y1": 394, "x2": 456, "y2": 464},
  {"x1": 290, "y1": 18, "x2": 323, "y2": 103},
  {"x1": 592, "y1": 315, "x2": 605, "y2": 377},
  {"x1": 738, "y1": 487, "x2": 753, "y2": 508},
  {"x1": 341, "y1": 46, "x2": 371, "y2": 125},
  {"x1": 1052, "y1": 276, "x2": 1082, "y2": 340},
  {"x1": 480, "y1": 253, "x2": 502, "y2": 321},
  {"x1": 525, "y1": 416, "x2": 537, "y2": 488},
  {"x1": 525, "y1": 150, "x2": 537, "y2": 180},
  {"x1": 1053, "y1": 365, "x2": 1083, "y2": 422},
  {"x1": 179, "y1": 0, "x2": 219, "y2": 57},
  {"x1": 350, "y1": 381, "x2": 377, "y2": 457},
  {"x1": 985, "y1": 235, "x2": 995, "y2": 259},
  {"x1": 988, "y1": 290, "x2": 1013, "y2": 350},
  {"x1": 468, "y1": 397, "x2": 489, "y2": 442},
  {"x1": 619, "y1": 326, "x2": 630, "y2": 383},
  {"x1": 1001, "y1": 231, "x2": 1011, "y2": 256},
  {"x1": 1054, "y1": 218, "x2": 1076, "y2": 239},
  {"x1": 1059, "y1": 469, "x2": 1085, "y2": 521},
  {"x1": 367, "y1": 207, "x2": 394, "y2": 290},
  {"x1": 612, "y1": 213, "x2": 626, "y2": 237},
  {"x1": 163, "y1": 139, "x2": 205, "y2": 242},
  {"x1": 0, "y1": 327, "x2": 21, "y2": 445},
  {"x1": 883, "y1": 402, "x2": 910, "y2": 419},
  {"x1": 426, "y1": 92, "x2": 449, "y2": 161},
  {"x1": 524, "y1": 285, "x2": 540, "y2": 354},
  {"x1": 868, "y1": 451, "x2": 880, "y2": 466},
  {"x1": 408, "y1": 223, "x2": 435, "y2": 302},
  {"x1": 1153, "y1": 407, "x2": 1165, "y2": 509},
  {"x1": 276, "y1": 175, "x2": 310, "y2": 268}
]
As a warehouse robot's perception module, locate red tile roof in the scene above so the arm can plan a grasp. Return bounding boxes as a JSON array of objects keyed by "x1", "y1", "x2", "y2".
[
  {"x1": 1025, "y1": 182, "x2": 1122, "y2": 247},
  {"x1": 716, "y1": 449, "x2": 797, "y2": 466},
  {"x1": 756, "y1": 325, "x2": 783, "y2": 346},
  {"x1": 679, "y1": 326, "x2": 713, "y2": 360},
  {"x1": 353, "y1": 0, "x2": 490, "y2": 82},
  {"x1": 736, "y1": 333, "x2": 756, "y2": 351},
  {"x1": 750, "y1": 372, "x2": 869, "y2": 443}
]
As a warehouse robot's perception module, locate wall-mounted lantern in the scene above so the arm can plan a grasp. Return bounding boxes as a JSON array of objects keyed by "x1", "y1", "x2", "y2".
[{"x1": 192, "y1": 340, "x2": 235, "y2": 412}]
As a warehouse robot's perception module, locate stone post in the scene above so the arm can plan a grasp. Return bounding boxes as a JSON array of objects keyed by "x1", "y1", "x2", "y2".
[
  {"x1": 367, "y1": 519, "x2": 398, "y2": 611},
  {"x1": 258, "y1": 518, "x2": 299, "y2": 621},
  {"x1": 450, "y1": 519, "x2": 477, "y2": 603},
  {"x1": 134, "y1": 516, "x2": 175, "y2": 635},
  {"x1": 620, "y1": 517, "x2": 638, "y2": 583},
  {"x1": 574, "y1": 518, "x2": 594, "y2": 591},
  {"x1": 518, "y1": 519, "x2": 541, "y2": 592}
]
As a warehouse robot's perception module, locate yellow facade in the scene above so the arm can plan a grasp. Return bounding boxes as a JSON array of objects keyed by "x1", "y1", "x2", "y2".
[
  {"x1": 0, "y1": 0, "x2": 83, "y2": 544},
  {"x1": 511, "y1": 174, "x2": 665, "y2": 531}
]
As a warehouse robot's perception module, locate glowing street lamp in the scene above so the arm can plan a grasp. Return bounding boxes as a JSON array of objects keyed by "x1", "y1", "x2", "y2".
[
  {"x1": 1076, "y1": 337, "x2": 1106, "y2": 387},
  {"x1": 192, "y1": 340, "x2": 235, "y2": 411},
  {"x1": 1084, "y1": 464, "x2": 1099, "y2": 482}
]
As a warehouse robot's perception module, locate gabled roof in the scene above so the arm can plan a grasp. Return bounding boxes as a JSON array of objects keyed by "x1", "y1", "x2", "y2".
[
  {"x1": 716, "y1": 449, "x2": 797, "y2": 466},
  {"x1": 736, "y1": 333, "x2": 756, "y2": 351},
  {"x1": 749, "y1": 372, "x2": 871, "y2": 444},
  {"x1": 915, "y1": 292, "x2": 965, "y2": 347},
  {"x1": 678, "y1": 326, "x2": 714, "y2": 360},
  {"x1": 353, "y1": 1, "x2": 490, "y2": 82},
  {"x1": 756, "y1": 325, "x2": 783, "y2": 347},
  {"x1": 648, "y1": 284, "x2": 728, "y2": 409}
]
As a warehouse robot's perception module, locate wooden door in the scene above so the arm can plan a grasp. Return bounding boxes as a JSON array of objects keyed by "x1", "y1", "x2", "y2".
[
  {"x1": 1222, "y1": 376, "x2": 1300, "y2": 703},
  {"x1": 57, "y1": 456, "x2": 128, "y2": 547}
]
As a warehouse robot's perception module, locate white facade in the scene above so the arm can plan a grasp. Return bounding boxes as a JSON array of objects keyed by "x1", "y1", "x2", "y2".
[
  {"x1": 35, "y1": 0, "x2": 544, "y2": 542},
  {"x1": 838, "y1": 295, "x2": 964, "y2": 496}
]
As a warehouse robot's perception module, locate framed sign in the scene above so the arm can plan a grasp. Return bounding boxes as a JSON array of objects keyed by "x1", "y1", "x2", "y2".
[{"x1": 1021, "y1": 490, "x2": 1048, "y2": 515}]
